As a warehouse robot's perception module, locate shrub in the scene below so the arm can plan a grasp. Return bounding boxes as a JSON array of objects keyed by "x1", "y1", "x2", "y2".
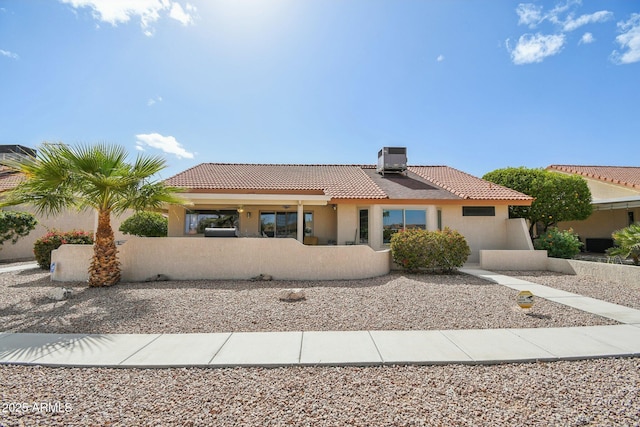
[
  {"x1": 607, "y1": 223, "x2": 640, "y2": 265},
  {"x1": 33, "y1": 230, "x2": 94, "y2": 270},
  {"x1": 390, "y1": 227, "x2": 471, "y2": 273},
  {"x1": 0, "y1": 210, "x2": 37, "y2": 248},
  {"x1": 119, "y1": 211, "x2": 168, "y2": 237},
  {"x1": 533, "y1": 227, "x2": 582, "y2": 259}
]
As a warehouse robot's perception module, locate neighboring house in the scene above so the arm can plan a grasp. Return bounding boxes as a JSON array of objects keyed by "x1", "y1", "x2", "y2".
[
  {"x1": 547, "y1": 165, "x2": 640, "y2": 253},
  {"x1": 164, "y1": 149, "x2": 534, "y2": 263},
  {"x1": 0, "y1": 145, "x2": 129, "y2": 262}
]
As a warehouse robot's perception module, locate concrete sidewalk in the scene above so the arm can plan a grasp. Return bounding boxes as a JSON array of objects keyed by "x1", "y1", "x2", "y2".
[{"x1": 0, "y1": 267, "x2": 639, "y2": 368}]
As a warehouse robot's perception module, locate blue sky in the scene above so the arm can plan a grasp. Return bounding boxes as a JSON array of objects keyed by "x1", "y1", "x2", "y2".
[{"x1": 1, "y1": 0, "x2": 639, "y2": 180}]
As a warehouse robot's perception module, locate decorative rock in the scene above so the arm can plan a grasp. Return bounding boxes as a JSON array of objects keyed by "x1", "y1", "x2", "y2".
[
  {"x1": 278, "y1": 288, "x2": 306, "y2": 302},
  {"x1": 251, "y1": 274, "x2": 273, "y2": 281},
  {"x1": 46, "y1": 287, "x2": 72, "y2": 301},
  {"x1": 145, "y1": 274, "x2": 171, "y2": 282}
]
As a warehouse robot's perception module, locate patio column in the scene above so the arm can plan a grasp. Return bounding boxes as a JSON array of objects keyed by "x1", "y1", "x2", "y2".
[
  {"x1": 297, "y1": 202, "x2": 304, "y2": 243},
  {"x1": 426, "y1": 206, "x2": 439, "y2": 232}
]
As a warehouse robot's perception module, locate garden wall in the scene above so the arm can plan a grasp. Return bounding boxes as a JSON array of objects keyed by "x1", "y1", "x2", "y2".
[{"x1": 51, "y1": 237, "x2": 391, "y2": 282}]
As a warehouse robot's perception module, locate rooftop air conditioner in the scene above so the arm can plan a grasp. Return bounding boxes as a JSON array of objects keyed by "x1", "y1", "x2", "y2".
[{"x1": 377, "y1": 147, "x2": 407, "y2": 175}]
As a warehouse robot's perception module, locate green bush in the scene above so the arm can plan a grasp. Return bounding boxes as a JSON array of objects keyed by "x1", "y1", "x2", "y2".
[
  {"x1": 533, "y1": 227, "x2": 582, "y2": 259},
  {"x1": 119, "y1": 211, "x2": 168, "y2": 237},
  {"x1": 33, "y1": 230, "x2": 94, "y2": 270},
  {"x1": 607, "y1": 223, "x2": 640, "y2": 265},
  {"x1": 390, "y1": 227, "x2": 471, "y2": 273},
  {"x1": 0, "y1": 210, "x2": 37, "y2": 248}
]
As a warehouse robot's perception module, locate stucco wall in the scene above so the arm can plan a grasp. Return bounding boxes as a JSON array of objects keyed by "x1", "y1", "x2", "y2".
[
  {"x1": 0, "y1": 207, "x2": 131, "y2": 262},
  {"x1": 441, "y1": 205, "x2": 510, "y2": 263},
  {"x1": 51, "y1": 237, "x2": 391, "y2": 282},
  {"x1": 547, "y1": 258, "x2": 639, "y2": 285},
  {"x1": 480, "y1": 250, "x2": 548, "y2": 270},
  {"x1": 505, "y1": 218, "x2": 534, "y2": 250},
  {"x1": 558, "y1": 209, "x2": 637, "y2": 240}
]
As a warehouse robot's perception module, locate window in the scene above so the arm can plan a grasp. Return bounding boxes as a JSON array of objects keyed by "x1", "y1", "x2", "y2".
[
  {"x1": 382, "y1": 209, "x2": 426, "y2": 243},
  {"x1": 260, "y1": 211, "x2": 313, "y2": 238},
  {"x1": 185, "y1": 210, "x2": 238, "y2": 234},
  {"x1": 462, "y1": 206, "x2": 495, "y2": 217},
  {"x1": 359, "y1": 209, "x2": 369, "y2": 243}
]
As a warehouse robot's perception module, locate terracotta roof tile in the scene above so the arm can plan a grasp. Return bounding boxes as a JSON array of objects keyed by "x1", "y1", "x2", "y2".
[
  {"x1": 167, "y1": 163, "x2": 533, "y2": 202},
  {"x1": 165, "y1": 164, "x2": 388, "y2": 199},
  {"x1": 547, "y1": 165, "x2": 640, "y2": 190},
  {"x1": 0, "y1": 170, "x2": 23, "y2": 192},
  {"x1": 408, "y1": 166, "x2": 534, "y2": 200}
]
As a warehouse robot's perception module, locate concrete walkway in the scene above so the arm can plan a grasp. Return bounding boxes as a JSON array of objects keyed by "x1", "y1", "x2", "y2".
[{"x1": 1, "y1": 264, "x2": 639, "y2": 368}]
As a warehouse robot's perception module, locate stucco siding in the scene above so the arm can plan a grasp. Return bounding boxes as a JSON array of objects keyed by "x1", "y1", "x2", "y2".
[{"x1": 51, "y1": 237, "x2": 391, "y2": 282}]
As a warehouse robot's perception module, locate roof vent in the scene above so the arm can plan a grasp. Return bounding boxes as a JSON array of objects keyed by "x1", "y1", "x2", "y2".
[{"x1": 377, "y1": 147, "x2": 407, "y2": 175}]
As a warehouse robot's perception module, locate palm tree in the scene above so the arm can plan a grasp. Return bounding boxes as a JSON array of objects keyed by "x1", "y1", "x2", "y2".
[
  {"x1": 608, "y1": 223, "x2": 640, "y2": 265},
  {"x1": 0, "y1": 143, "x2": 184, "y2": 286}
]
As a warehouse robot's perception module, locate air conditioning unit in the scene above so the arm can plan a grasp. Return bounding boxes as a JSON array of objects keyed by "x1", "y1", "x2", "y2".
[{"x1": 377, "y1": 147, "x2": 407, "y2": 175}]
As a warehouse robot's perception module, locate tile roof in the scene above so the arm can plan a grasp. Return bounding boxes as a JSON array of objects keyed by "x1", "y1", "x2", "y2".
[
  {"x1": 409, "y1": 166, "x2": 534, "y2": 200},
  {"x1": 0, "y1": 169, "x2": 23, "y2": 192},
  {"x1": 547, "y1": 165, "x2": 640, "y2": 190},
  {"x1": 166, "y1": 163, "x2": 533, "y2": 202},
  {"x1": 165, "y1": 163, "x2": 388, "y2": 199}
]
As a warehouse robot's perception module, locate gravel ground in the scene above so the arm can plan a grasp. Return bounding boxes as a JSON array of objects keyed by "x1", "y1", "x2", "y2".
[
  {"x1": 0, "y1": 268, "x2": 618, "y2": 334},
  {"x1": 501, "y1": 271, "x2": 640, "y2": 310},
  {"x1": 1, "y1": 266, "x2": 639, "y2": 426},
  {"x1": 1, "y1": 359, "x2": 639, "y2": 426}
]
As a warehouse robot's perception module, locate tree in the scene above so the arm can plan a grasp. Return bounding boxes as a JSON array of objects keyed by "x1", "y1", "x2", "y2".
[
  {"x1": 483, "y1": 167, "x2": 592, "y2": 237},
  {"x1": 119, "y1": 211, "x2": 168, "y2": 237},
  {"x1": 608, "y1": 223, "x2": 640, "y2": 265},
  {"x1": 0, "y1": 210, "x2": 37, "y2": 249},
  {"x1": 0, "y1": 143, "x2": 183, "y2": 286}
]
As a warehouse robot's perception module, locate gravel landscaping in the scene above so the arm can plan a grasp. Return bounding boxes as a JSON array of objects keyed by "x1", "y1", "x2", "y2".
[
  {"x1": 502, "y1": 270, "x2": 640, "y2": 310},
  {"x1": 2, "y1": 359, "x2": 639, "y2": 426},
  {"x1": 1, "y1": 265, "x2": 639, "y2": 426},
  {"x1": 0, "y1": 268, "x2": 619, "y2": 334}
]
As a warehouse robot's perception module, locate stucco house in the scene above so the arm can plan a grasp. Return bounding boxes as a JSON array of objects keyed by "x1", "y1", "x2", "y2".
[
  {"x1": 548, "y1": 165, "x2": 640, "y2": 253},
  {"x1": 164, "y1": 149, "x2": 534, "y2": 264}
]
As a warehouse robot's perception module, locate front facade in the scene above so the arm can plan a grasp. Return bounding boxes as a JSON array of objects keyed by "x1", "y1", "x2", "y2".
[
  {"x1": 165, "y1": 160, "x2": 534, "y2": 263},
  {"x1": 548, "y1": 165, "x2": 640, "y2": 252}
]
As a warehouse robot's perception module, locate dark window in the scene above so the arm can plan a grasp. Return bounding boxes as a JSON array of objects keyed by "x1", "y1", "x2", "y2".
[
  {"x1": 185, "y1": 210, "x2": 238, "y2": 234},
  {"x1": 462, "y1": 206, "x2": 496, "y2": 217}
]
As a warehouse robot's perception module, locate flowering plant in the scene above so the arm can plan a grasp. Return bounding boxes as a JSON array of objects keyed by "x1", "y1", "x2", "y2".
[{"x1": 34, "y1": 229, "x2": 94, "y2": 269}]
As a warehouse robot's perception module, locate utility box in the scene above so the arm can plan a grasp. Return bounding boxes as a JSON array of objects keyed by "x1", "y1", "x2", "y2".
[{"x1": 377, "y1": 147, "x2": 407, "y2": 175}]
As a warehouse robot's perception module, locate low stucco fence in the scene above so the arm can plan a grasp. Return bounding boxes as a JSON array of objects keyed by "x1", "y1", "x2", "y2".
[
  {"x1": 51, "y1": 237, "x2": 391, "y2": 282},
  {"x1": 479, "y1": 250, "x2": 638, "y2": 285}
]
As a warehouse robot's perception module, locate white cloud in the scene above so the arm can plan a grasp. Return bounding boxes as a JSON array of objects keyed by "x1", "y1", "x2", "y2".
[
  {"x1": 509, "y1": 33, "x2": 566, "y2": 64},
  {"x1": 0, "y1": 49, "x2": 19, "y2": 59},
  {"x1": 579, "y1": 32, "x2": 594, "y2": 45},
  {"x1": 147, "y1": 95, "x2": 163, "y2": 106},
  {"x1": 169, "y1": 2, "x2": 194, "y2": 26},
  {"x1": 135, "y1": 133, "x2": 194, "y2": 159},
  {"x1": 436, "y1": 54, "x2": 444, "y2": 62},
  {"x1": 59, "y1": 0, "x2": 196, "y2": 36},
  {"x1": 562, "y1": 10, "x2": 613, "y2": 32},
  {"x1": 516, "y1": 3, "x2": 543, "y2": 28},
  {"x1": 611, "y1": 13, "x2": 640, "y2": 65}
]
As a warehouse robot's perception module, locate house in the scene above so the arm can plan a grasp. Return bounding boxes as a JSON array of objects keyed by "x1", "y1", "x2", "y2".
[
  {"x1": 547, "y1": 165, "x2": 640, "y2": 253},
  {"x1": 164, "y1": 148, "x2": 534, "y2": 263},
  {"x1": 0, "y1": 145, "x2": 129, "y2": 262}
]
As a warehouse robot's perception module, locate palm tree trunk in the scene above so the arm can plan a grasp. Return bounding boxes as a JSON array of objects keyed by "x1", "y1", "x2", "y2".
[{"x1": 89, "y1": 209, "x2": 121, "y2": 287}]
